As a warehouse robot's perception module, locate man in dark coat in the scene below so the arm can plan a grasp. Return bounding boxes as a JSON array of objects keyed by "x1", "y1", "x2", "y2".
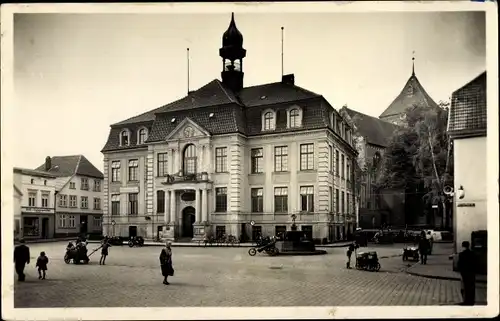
[
  {"x1": 418, "y1": 231, "x2": 429, "y2": 264},
  {"x1": 14, "y1": 239, "x2": 30, "y2": 281},
  {"x1": 458, "y1": 241, "x2": 477, "y2": 305}
]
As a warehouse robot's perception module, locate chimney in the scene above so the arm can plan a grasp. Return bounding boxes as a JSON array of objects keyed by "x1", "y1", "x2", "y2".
[
  {"x1": 45, "y1": 156, "x2": 51, "y2": 171},
  {"x1": 282, "y1": 74, "x2": 295, "y2": 85}
]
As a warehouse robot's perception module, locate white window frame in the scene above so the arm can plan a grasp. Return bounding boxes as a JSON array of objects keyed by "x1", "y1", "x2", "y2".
[
  {"x1": 262, "y1": 109, "x2": 276, "y2": 131},
  {"x1": 69, "y1": 195, "x2": 77, "y2": 208},
  {"x1": 137, "y1": 127, "x2": 148, "y2": 145},
  {"x1": 28, "y1": 191, "x2": 37, "y2": 207},
  {"x1": 94, "y1": 179, "x2": 101, "y2": 192},
  {"x1": 93, "y1": 216, "x2": 102, "y2": 227},
  {"x1": 120, "y1": 129, "x2": 131, "y2": 146},
  {"x1": 59, "y1": 194, "x2": 67, "y2": 207},
  {"x1": 81, "y1": 178, "x2": 89, "y2": 190},
  {"x1": 69, "y1": 182, "x2": 76, "y2": 189},
  {"x1": 300, "y1": 186, "x2": 314, "y2": 213},
  {"x1": 94, "y1": 197, "x2": 101, "y2": 210},
  {"x1": 81, "y1": 196, "x2": 88, "y2": 209},
  {"x1": 111, "y1": 161, "x2": 121, "y2": 182},
  {"x1": 58, "y1": 214, "x2": 67, "y2": 228},
  {"x1": 41, "y1": 192, "x2": 49, "y2": 208},
  {"x1": 286, "y1": 106, "x2": 302, "y2": 128},
  {"x1": 68, "y1": 215, "x2": 76, "y2": 228}
]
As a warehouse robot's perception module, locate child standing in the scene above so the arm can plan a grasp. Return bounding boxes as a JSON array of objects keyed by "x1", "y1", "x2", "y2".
[
  {"x1": 100, "y1": 240, "x2": 111, "y2": 265},
  {"x1": 346, "y1": 241, "x2": 358, "y2": 269},
  {"x1": 36, "y1": 251, "x2": 49, "y2": 280}
]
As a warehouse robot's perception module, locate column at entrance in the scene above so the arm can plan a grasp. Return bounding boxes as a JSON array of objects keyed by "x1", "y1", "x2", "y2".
[
  {"x1": 164, "y1": 190, "x2": 170, "y2": 225},
  {"x1": 192, "y1": 188, "x2": 205, "y2": 242},
  {"x1": 202, "y1": 189, "x2": 208, "y2": 223},
  {"x1": 164, "y1": 190, "x2": 176, "y2": 241}
]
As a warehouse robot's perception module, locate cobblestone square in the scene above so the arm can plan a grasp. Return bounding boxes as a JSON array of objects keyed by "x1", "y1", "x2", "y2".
[{"x1": 14, "y1": 242, "x2": 485, "y2": 307}]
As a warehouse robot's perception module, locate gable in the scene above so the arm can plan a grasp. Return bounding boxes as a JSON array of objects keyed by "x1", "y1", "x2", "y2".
[{"x1": 165, "y1": 117, "x2": 211, "y2": 141}]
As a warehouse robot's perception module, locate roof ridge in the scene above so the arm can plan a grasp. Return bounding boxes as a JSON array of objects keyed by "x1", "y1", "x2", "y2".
[
  {"x1": 453, "y1": 71, "x2": 487, "y2": 94},
  {"x1": 74, "y1": 155, "x2": 83, "y2": 175}
]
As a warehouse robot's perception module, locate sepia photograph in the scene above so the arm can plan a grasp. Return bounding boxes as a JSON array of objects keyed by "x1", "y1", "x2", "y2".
[{"x1": 1, "y1": 2, "x2": 498, "y2": 320}]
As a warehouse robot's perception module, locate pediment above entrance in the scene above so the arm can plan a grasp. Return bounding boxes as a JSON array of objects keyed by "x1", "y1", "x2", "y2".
[{"x1": 165, "y1": 117, "x2": 210, "y2": 141}]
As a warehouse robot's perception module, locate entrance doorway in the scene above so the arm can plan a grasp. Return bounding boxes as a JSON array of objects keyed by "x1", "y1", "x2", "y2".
[
  {"x1": 80, "y1": 215, "x2": 88, "y2": 234},
  {"x1": 129, "y1": 226, "x2": 138, "y2": 238},
  {"x1": 41, "y1": 218, "x2": 49, "y2": 239},
  {"x1": 182, "y1": 206, "x2": 196, "y2": 238},
  {"x1": 157, "y1": 226, "x2": 163, "y2": 240}
]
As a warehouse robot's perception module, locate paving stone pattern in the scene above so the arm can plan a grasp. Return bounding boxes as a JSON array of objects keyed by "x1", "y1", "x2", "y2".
[{"x1": 14, "y1": 242, "x2": 481, "y2": 307}]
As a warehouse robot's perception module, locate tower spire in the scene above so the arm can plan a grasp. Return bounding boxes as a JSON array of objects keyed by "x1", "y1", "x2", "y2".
[
  {"x1": 187, "y1": 48, "x2": 190, "y2": 94},
  {"x1": 412, "y1": 50, "x2": 415, "y2": 76},
  {"x1": 281, "y1": 26, "x2": 284, "y2": 77}
]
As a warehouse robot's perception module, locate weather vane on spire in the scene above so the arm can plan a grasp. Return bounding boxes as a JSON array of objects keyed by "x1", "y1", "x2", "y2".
[{"x1": 412, "y1": 50, "x2": 416, "y2": 76}]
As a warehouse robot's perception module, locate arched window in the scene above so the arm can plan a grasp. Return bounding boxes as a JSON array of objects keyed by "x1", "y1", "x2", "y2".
[
  {"x1": 120, "y1": 130, "x2": 130, "y2": 146},
  {"x1": 183, "y1": 144, "x2": 197, "y2": 175},
  {"x1": 263, "y1": 112, "x2": 274, "y2": 131},
  {"x1": 138, "y1": 128, "x2": 148, "y2": 144},
  {"x1": 289, "y1": 108, "x2": 300, "y2": 128}
]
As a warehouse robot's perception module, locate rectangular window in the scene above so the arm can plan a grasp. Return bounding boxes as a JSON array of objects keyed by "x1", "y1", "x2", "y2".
[
  {"x1": 81, "y1": 178, "x2": 89, "y2": 190},
  {"x1": 28, "y1": 191, "x2": 37, "y2": 207},
  {"x1": 346, "y1": 162, "x2": 351, "y2": 181},
  {"x1": 68, "y1": 215, "x2": 76, "y2": 228},
  {"x1": 59, "y1": 194, "x2": 67, "y2": 207},
  {"x1": 300, "y1": 143, "x2": 314, "y2": 171},
  {"x1": 274, "y1": 146, "x2": 288, "y2": 172},
  {"x1": 93, "y1": 216, "x2": 102, "y2": 228},
  {"x1": 81, "y1": 196, "x2": 89, "y2": 209},
  {"x1": 329, "y1": 145, "x2": 334, "y2": 172},
  {"x1": 215, "y1": 147, "x2": 228, "y2": 173},
  {"x1": 341, "y1": 191, "x2": 345, "y2": 214},
  {"x1": 128, "y1": 193, "x2": 138, "y2": 215},
  {"x1": 41, "y1": 192, "x2": 49, "y2": 208},
  {"x1": 274, "y1": 187, "x2": 288, "y2": 213},
  {"x1": 329, "y1": 187, "x2": 333, "y2": 212},
  {"x1": 215, "y1": 187, "x2": 228, "y2": 212},
  {"x1": 69, "y1": 195, "x2": 77, "y2": 208},
  {"x1": 94, "y1": 198, "x2": 101, "y2": 210},
  {"x1": 335, "y1": 150, "x2": 339, "y2": 176},
  {"x1": 300, "y1": 186, "x2": 314, "y2": 212},
  {"x1": 69, "y1": 182, "x2": 76, "y2": 189},
  {"x1": 111, "y1": 194, "x2": 120, "y2": 216},
  {"x1": 251, "y1": 188, "x2": 264, "y2": 213},
  {"x1": 157, "y1": 191, "x2": 165, "y2": 213},
  {"x1": 128, "y1": 159, "x2": 139, "y2": 181},
  {"x1": 251, "y1": 148, "x2": 264, "y2": 174},
  {"x1": 341, "y1": 154, "x2": 345, "y2": 179},
  {"x1": 58, "y1": 214, "x2": 66, "y2": 228},
  {"x1": 111, "y1": 161, "x2": 121, "y2": 182},
  {"x1": 157, "y1": 153, "x2": 168, "y2": 177},
  {"x1": 347, "y1": 192, "x2": 350, "y2": 215},
  {"x1": 335, "y1": 189, "x2": 339, "y2": 213},
  {"x1": 94, "y1": 180, "x2": 101, "y2": 192}
]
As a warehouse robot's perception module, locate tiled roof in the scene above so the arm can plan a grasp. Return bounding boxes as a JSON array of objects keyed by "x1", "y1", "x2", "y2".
[
  {"x1": 102, "y1": 78, "x2": 324, "y2": 152},
  {"x1": 13, "y1": 167, "x2": 57, "y2": 179},
  {"x1": 35, "y1": 155, "x2": 104, "y2": 179},
  {"x1": 238, "y1": 82, "x2": 320, "y2": 107},
  {"x1": 380, "y1": 73, "x2": 438, "y2": 119},
  {"x1": 448, "y1": 71, "x2": 487, "y2": 135},
  {"x1": 342, "y1": 107, "x2": 400, "y2": 147}
]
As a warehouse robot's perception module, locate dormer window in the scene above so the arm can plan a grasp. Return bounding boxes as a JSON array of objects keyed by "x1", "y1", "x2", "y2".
[
  {"x1": 138, "y1": 127, "x2": 148, "y2": 145},
  {"x1": 120, "y1": 129, "x2": 130, "y2": 146},
  {"x1": 287, "y1": 107, "x2": 302, "y2": 128},
  {"x1": 262, "y1": 110, "x2": 276, "y2": 131}
]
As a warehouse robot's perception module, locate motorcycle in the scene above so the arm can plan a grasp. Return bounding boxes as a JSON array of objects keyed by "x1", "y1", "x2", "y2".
[{"x1": 128, "y1": 236, "x2": 145, "y2": 247}]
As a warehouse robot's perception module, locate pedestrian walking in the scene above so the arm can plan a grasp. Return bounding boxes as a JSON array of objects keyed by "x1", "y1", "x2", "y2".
[
  {"x1": 100, "y1": 239, "x2": 111, "y2": 265},
  {"x1": 346, "y1": 241, "x2": 358, "y2": 269},
  {"x1": 159, "y1": 241, "x2": 174, "y2": 285},
  {"x1": 458, "y1": 241, "x2": 477, "y2": 305},
  {"x1": 418, "y1": 231, "x2": 429, "y2": 264},
  {"x1": 36, "y1": 251, "x2": 49, "y2": 280},
  {"x1": 426, "y1": 231, "x2": 434, "y2": 254},
  {"x1": 14, "y1": 239, "x2": 30, "y2": 281}
]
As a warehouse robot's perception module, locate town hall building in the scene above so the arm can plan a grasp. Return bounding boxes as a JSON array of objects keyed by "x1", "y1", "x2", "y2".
[{"x1": 101, "y1": 13, "x2": 357, "y2": 242}]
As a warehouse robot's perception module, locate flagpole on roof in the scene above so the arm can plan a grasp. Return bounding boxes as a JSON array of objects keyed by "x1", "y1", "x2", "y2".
[
  {"x1": 412, "y1": 50, "x2": 415, "y2": 76},
  {"x1": 187, "y1": 48, "x2": 190, "y2": 94},
  {"x1": 281, "y1": 27, "x2": 284, "y2": 77}
]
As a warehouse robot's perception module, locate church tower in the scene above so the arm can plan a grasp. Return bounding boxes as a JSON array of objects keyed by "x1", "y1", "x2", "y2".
[
  {"x1": 379, "y1": 55, "x2": 439, "y2": 126},
  {"x1": 219, "y1": 13, "x2": 246, "y2": 92}
]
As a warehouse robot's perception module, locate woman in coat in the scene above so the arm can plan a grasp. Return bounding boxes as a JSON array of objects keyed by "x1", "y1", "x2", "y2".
[{"x1": 159, "y1": 242, "x2": 174, "y2": 285}]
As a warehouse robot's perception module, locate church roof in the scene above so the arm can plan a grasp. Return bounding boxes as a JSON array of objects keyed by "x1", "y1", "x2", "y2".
[
  {"x1": 35, "y1": 155, "x2": 104, "y2": 179},
  {"x1": 448, "y1": 71, "x2": 487, "y2": 136},
  {"x1": 379, "y1": 72, "x2": 438, "y2": 119},
  {"x1": 342, "y1": 107, "x2": 400, "y2": 147}
]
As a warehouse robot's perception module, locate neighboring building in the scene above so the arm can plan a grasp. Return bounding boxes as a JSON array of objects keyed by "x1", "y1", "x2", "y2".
[
  {"x1": 35, "y1": 155, "x2": 104, "y2": 237},
  {"x1": 13, "y1": 167, "x2": 57, "y2": 239},
  {"x1": 340, "y1": 107, "x2": 403, "y2": 228},
  {"x1": 101, "y1": 13, "x2": 358, "y2": 242},
  {"x1": 447, "y1": 71, "x2": 487, "y2": 253},
  {"x1": 379, "y1": 59, "x2": 439, "y2": 126}
]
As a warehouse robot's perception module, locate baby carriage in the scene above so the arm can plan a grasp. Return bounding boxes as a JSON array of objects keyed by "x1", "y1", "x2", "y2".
[{"x1": 355, "y1": 251, "x2": 381, "y2": 272}]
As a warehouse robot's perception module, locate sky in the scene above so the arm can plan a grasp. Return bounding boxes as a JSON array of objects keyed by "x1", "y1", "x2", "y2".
[{"x1": 13, "y1": 11, "x2": 486, "y2": 172}]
